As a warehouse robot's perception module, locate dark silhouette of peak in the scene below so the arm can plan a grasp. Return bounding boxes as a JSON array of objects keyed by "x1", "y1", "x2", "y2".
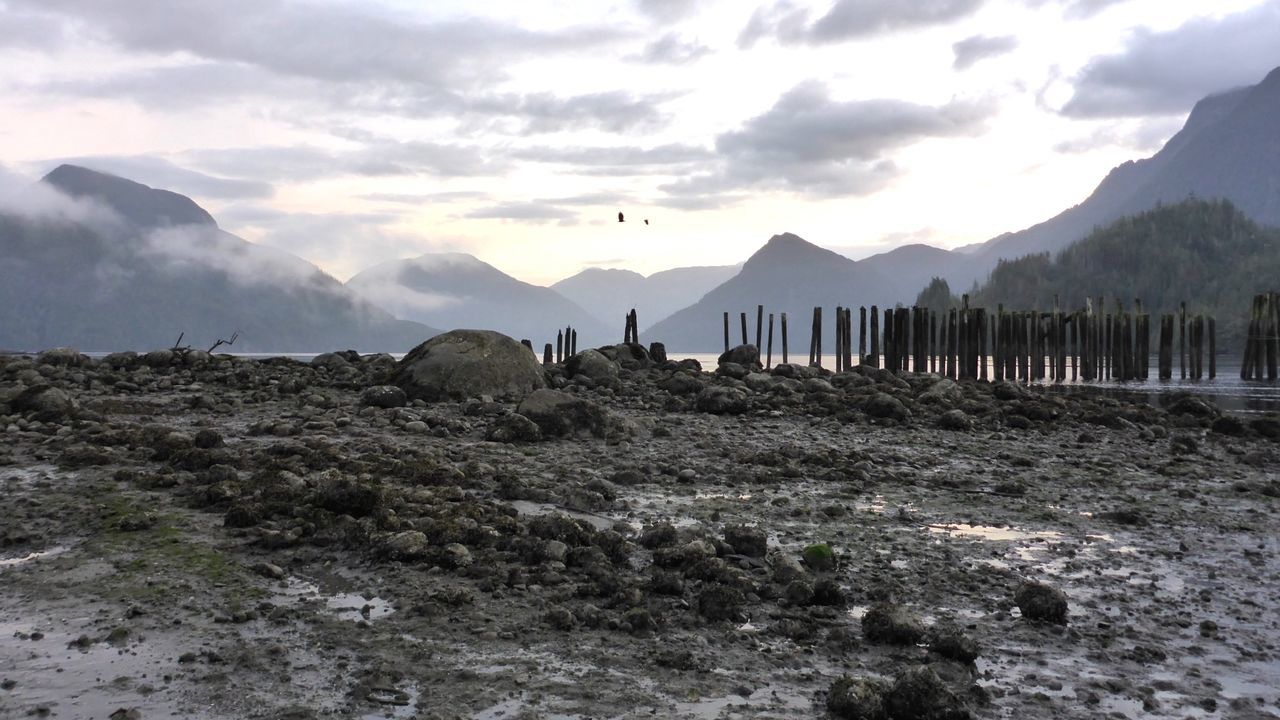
[
  {"x1": 42, "y1": 164, "x2": 217, "y2": 230},
  {"x1": 748, "y1": 232, "x2": 850, "y2": 269}
]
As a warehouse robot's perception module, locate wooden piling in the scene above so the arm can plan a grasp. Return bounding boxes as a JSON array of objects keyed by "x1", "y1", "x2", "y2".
[
  {"x1": 741, "y1": 312, "x2": 749, "y2": 347},
  {"x1": 570, "y1": 329, "x2": 577, "y2": 356},
  {"x1": 870, "y1": 306, "x2": 880, "y2": 369},
  {"x1": 543, "y1": 343, "x2": 553, "y2": 365},
  {"x1": 767, "y1": 313, "x2": 775, "y2": 369},
  {"x1": 1158, "y1": 314, "x2": 1173, "y2": 381},
  {"x1": 755, "y1": 304, "x2": 764, "y2": 350},
  {"x1": 781, "y1": 312, "x2": 789, "y2": 365},
  {"x1": 556, "y1": 330, "x2": 564, "y2": 363},
  {"x1": 723, "y1": 312, "x2": 730, "y2": 353},
  {"x1": 1179, "y1": 302, "x2": 1186, "y2": 380},
  {"x1": 1208, "y1": 316, "x2": 1216, "y2": 379},
  {"x1": 859, "y1": 307, "x2": 867, "y2": 366}
]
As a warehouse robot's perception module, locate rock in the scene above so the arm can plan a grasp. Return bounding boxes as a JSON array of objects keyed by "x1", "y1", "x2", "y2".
[
  {"x1": 937, "y1": 409, "x2": 972, "y2": 431},
  {"x1": 485, "y1": 413, "x2": 543, "y2": 443},
  {"x1": 385, "y1": 531, "x2": 430, "y2": 560},
  {"x1": 565, "y1": 349, "x2": 619, "y2": 384},
  {"x1": 695, "y1": 386, "x2": 749, "y2": 415},
  {"x1": 885, "y1": 666, "x2": 970, "y2": 720},
  {"x1": 143, "y1": 349, "x2": 175, "y2": 368},
  {"x1": 102, "y1": 351, "x2": 139, "y2": 369},
  {"x1": 864, "y1": 392, "x2": 911, "y2": 421},
  {"x1": 1210, "y1": 415, "x2": 1246, "y2": 436},
  {"x1": 640, "y1": 523, "x2": 679, "y2": 549},
  {"x1": 767, "y1": 550, "x2": 806, "y2": 583},
  {"x1": 697, "y1": 584, "x2": 745, "y2": 622},
  {"x1": 442, "y1": 542, "x2": 473, "y2": 568},
  {"x1": 827, "y1": 675, "x2": 889, "y2": 720},
  {"x1": 609, "y1": 343, "x2": 652, "y2": 370},
  {"x1": 658, "y1": 373, "x2": 702, "y2": 396},
  {"x1": 1014, "y1": 580, "x2": 1069, "y2": 625},
  {"x1": 862, "y1": 603, "x2": 925, "y2": 645},
  {"x1": 392, "y1": 330, "x2": 546, "y2": 402},
  {"x1": 718, "y1": 344, "x2": 761, "y2": 369},
  {"x1": 1164, "y1": 392, "x2": 1219, "y2": 419},
  {"x1": 312, "y1": 473, "x2": 382, "y2": 517},
  {"x1": 311, "y1": 352, "x2": 352, "y2": 370},
  {"x1": 716, "y1": 362, "x2": 750, "y2": 380},
  {"x1": 517, "y1": 389, "x2": 613, "y2": 438},
  {"x1": 802, "y1": 543, "x2": 837, "y2": 572},
  {"x1": 648, "y1": 342, "x2": 667, "y2": 364},
  {"x1": 10, "y1": 385, "x2": 78, "y2": 420},
  {"x1": 927, "y1": 624, "x2": 980, "y2": 663},
  {"x1": 193, "y1": 429, "x2": 224, "y2": 449},
  {"x1": 361, "y1": 385, "x2": 408, "y2": 409},
  {"x1": 251, "y1": 562, "x2": 286, "y2": 579},
  {"x1": 38, "y1": 347, "x2": 90, "y2": 367},
  {"x1": 918, "y1": 378, "x2": 962, "y2": 405},
  {"x1": 724, "y1": 524, "x2": 767, "y2": 558}
]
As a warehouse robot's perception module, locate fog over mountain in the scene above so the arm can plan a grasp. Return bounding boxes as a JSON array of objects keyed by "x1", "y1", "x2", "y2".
[
  {"x1": 550, "y1": 264, "x2": 741, "y2": 332},
  {"x1": 346, "y1": 253, "x2": 612, "y2": 348},
  {"x1": 0, "y1": 165, "x2": 436, "y2": 353}
]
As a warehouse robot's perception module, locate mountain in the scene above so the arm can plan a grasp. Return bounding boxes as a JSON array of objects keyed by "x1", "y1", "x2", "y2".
[
  {"x1": 0, "y1": 165, "x2": 436, "y2": 353},
  {"x1": 346, "y1": 253, "x2": 612, "y2": 348},
  {"x1": 551, "y1": 264, "x2": 741, "y2": 331},
  {"x1": 932, "y1": 66, "x2": 1280, "y2": 292},
  {"x1": 968, "y1": 199, "x2": 1280, "y2": 350},
  {"x1": 645, "y1": 233, "x2": 895, "y2": 351}
]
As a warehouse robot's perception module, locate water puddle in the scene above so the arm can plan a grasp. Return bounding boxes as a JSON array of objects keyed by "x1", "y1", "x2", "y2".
[
  {"x1": 272, "y1": 576, "x2": 394, "y2": 622},
  {"x1": 508, "y1": 500, "x2": 617, "y2": 531},
  {"x1": 0, "y1": 545, "x2": 71, "y2": 570},
  {"x1": 926, "y1": 523, "x2": 1064, "y2": 542}
]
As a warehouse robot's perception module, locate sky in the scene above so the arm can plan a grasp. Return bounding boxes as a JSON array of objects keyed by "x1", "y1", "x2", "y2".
[{"x1": 1, "y1": 0, "x2": 1278, "y2": 286}]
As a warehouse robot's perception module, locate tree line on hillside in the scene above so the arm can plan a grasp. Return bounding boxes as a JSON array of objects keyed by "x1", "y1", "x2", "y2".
[{"x1": 913, "y1": 199, "x2": 1280, "y2": 354}]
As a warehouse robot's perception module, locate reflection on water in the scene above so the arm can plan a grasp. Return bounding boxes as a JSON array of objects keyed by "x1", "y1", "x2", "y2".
[{"x1": 675, "y1": 352, "x2": 1280, "y2": 415}]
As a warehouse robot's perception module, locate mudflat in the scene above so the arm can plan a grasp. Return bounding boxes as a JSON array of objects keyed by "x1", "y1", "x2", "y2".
[{"x1": 1, "y1": 348, "x2": 1277, "y2": 719}]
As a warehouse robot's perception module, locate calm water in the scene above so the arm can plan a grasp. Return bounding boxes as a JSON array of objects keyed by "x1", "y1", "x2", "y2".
[{"x1": 677, "y1": 352, "x2": 1280, "y2": 416}]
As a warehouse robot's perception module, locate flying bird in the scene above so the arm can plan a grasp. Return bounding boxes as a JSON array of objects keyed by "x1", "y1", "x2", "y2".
[
  {"x1": 644, "y1": 219, "x2": 649, "y2": 225},
  {"x1": 617, "y1": 212, "x2": 625, "y2": 223}
]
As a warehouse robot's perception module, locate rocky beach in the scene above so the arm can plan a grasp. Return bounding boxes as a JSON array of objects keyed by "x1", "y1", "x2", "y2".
[{"x1": 1, "y1": 333, "x2": 1278, "y2": 719}]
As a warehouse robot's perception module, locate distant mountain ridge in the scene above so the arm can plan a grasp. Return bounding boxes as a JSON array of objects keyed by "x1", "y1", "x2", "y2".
[
  {"x1": 551, "y1": 263, "x2": 741, "y2": 331},
  {"x1": 0, "y1": 165, "x2": 436, "y2": 352},
  {"x1": 347, "y1": 253, "x2": 612, "y2": 348}
]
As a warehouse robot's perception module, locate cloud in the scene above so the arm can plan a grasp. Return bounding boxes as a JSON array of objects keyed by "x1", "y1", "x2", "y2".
[
  {"x1": 534, "y1": 192, "x2": 632, "y2": 207},
  {"x1": 1050, "y1": 117, "x2": 1183, "y2": 153},
  {"x1": 141, "y1": 224, "x2": 331, "y2": 288},
  {"x1": 512, "y1": 143, "x2": 714, "y2": 175},
  {"x1": 16, "y1": 1, "x2": 664, "y2": 135},
  {"x1": 636, "y1": 0, "x2": 700, "y2": 23},
  {"x1": 952, "y1": 34, "x2": 1017, "y2": 70},
  {"x1": 0, "y1": 163, "x2": 124, "y2": 227},
  {"x1": 1061, "y1": 3, "x2": 1280, "y2": 118},
  {"x1": 1024, "y1": 0, "x2": 1132, "y2": 20},
  {"x1": 0, "y1": 5, "x2": 69, "y2": 50},
  {"x1": 181, "y1": 141, "x2": 500, "y2": 182},
  {"x1": 463, "y1": 202, "x2": 578, "y2": 223},
  {"x1": 359, "y1": 191, "x2": 491, "y2": 205},
  {"x1": 631, "y1": 33, "x2": 711, "y2": 64},
  {"x1": 740, "y1": 0, "x2": 984, "y2": 47},
  {"x1": 663, "y1": 81, "x2": 993, "y2": 199},
  {"x1": 38, "y1": 156, "x2": 273, "y2": 200}
]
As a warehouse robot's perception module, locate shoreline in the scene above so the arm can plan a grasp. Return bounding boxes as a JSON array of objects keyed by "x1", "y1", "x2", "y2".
[{"x1": 2, "y1": 347, "x2": 1278, "y2": 719}]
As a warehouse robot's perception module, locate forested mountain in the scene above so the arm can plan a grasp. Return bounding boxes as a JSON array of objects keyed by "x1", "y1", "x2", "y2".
[
  {"x1": 551, "y1": 264, "x2": 741, "y2": 331},
  {"x1": 967, "y1": 199, "x2": 1280, "y2": 350}
]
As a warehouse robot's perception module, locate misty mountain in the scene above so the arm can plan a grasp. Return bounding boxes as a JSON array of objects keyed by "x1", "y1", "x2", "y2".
[
  {"x1": 0, "y1": 165, "x2": 436, "y2": 353},
  {"x1": 968, "y1": 199, "x2": 1279, "y2": 350},
  {"x1": 646, "y1": 233, "x2": 896, "y2": 351},
  {"x1": 346, "y1": 253, "x2": 612, "y2": 348},
  {"x1": 551, "y1": 263, "x2": 741, "y2": 332}
]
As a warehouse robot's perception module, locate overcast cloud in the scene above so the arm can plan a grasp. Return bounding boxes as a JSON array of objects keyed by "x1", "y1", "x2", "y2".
[
  {"x1": 1062, "y1": 2, "x2": 1280, "y2": 117},
  {"x1": 953, "y1": 34, "x2": 1018, "y2": 69}
]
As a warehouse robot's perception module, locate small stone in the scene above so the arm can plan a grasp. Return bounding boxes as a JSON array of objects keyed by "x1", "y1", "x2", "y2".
[
  {"x1": 827, "y1": 675, "x2": 888, "y2": 720},
  {"x1": 862, "y1": 603, "x2": 925, "y2": 645},
  {"x1": 251, "y1": 562, "x2": 285, "y2": 580},
  {"x1": 802, "y1": 543, "x2": 837, "y2": 572}
]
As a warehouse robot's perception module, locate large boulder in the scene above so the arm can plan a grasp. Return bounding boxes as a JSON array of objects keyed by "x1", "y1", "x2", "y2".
[
  {"x1": 392, "y1": 330, "x2": 546, "y2": 402},
  {"x1": 565, "y1": 349, "x2": 620, "y2": 384},
  {"x1": 517, "y1": 389, "x2": 612, "y2": 438},
  {"x1": 9, "y1": 385, "x2": 79, "y2": 420},
  {"x1": 718, "y1": 344, "x2": 761, "y2": 369},
  {"x1": 37, "y1": 347, "x2": 91, "y2": 367}
]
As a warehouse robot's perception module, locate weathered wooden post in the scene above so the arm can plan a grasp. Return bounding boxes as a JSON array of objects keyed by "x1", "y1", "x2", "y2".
[
  {"x1": 556, "y1": 330, "x2": 564, "y2": 363},
  {"x1": 1208, "y1": 316, "x2": 1216, "y2": 379},
  {"x1": 755, "y1": 304, "x2": 764, "y2": 351},
  {"x1": 870, "y1": 305, "x2": 880, "y2": 369},
  {"x1": 814, "y1": 306, "x2": 823, "y2": 368},
  {"x1": 723, "y1": 311, "x2": 730, "y2": 353},
  {"x1": 767, "y1": 313, "x2": 775, "y2": 369},
  {"x1": 741, "y1": 312, "x2": 749, "y2": 347},
  {"x1": 859, "y1": 306, "x2": 867, "y2": 366},
  {"x1": 1179, "y1": 302, "x2": 1187, "y2": 380},
  {"x1": 1158, "y1": 314, "x2": 1173, "y2": 381},
  {"x1": 570, "y1": 329, "x2": 577, "y2": 355},
  {"x1": 834, "y1": 306, "x2": 845, "y2": 372},
  {"x1": 781, "y1": 312, "x2": 789, "y2": 365},
  {"x1": 1268, "y1": 293, "x2": 1279, "y2": 381},
  {"x1": 543, "y1": 343, "x2": 553, "y2": 365}
]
